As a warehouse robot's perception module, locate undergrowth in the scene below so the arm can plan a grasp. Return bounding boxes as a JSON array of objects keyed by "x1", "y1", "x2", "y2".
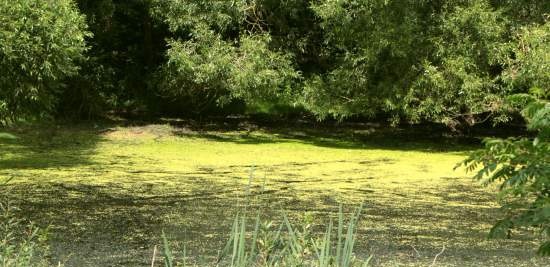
[
  {"x1": 1, "y1": 180, "x2": 52, "y2": 267},
  {"x1": 159, "y1": 204, "x2": 371, "y2": 267}
]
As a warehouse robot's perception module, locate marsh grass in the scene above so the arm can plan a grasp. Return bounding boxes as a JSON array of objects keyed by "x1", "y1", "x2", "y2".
[
  {"x1": 0, "y1": 200, "x2": 52, "y2": 267},
  {"x1": 157, "y1": 171, "x2": 371, "y2": 267},
  {"x1": 160, "y1": 205, "x2": 371, "y2": 267}
]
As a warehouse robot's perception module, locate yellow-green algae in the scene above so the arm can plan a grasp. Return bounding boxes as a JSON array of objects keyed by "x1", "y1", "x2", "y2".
[{"x1": 0, "y1": 123, "x2": 545, "y2": 266}]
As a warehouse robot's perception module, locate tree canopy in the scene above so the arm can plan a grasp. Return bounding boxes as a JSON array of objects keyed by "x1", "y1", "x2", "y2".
[
  {"x1": 0, "y1": 0, "x2": 548, "y2": 125},
  {"x1": 0, "y1": 0, "x2": 88, "y2": 124}
]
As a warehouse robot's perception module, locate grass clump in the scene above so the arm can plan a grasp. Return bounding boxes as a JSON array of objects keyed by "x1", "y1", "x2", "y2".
[
  {"x1": 161, "y1": 204, "x2": 370, "y2": 267},
  {"x1": 0, "y1": 201, "x2": 52, "y2": 267},
  {"x1": 1, "y1": 178, "x2": 53, "y2": 267}
]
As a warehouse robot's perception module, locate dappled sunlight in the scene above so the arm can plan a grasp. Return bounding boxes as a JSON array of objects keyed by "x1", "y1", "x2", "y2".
[{"x1": 0, "y1": 123, "x2": 544, "y2": 266}]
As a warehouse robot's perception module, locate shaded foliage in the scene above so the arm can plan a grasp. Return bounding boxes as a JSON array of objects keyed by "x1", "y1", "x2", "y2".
[
  {"x1": 0, "y1": 0, "x2": 88, "y2": 124},
  {"x1": 64, "y1": 0, "x2": 168, "y2": 118},
  {"x1": 1, "y1": 0, "x2": 547, "y2": 125},
  {"x1": 151, "y1": 0, "x2": 301, "y2": 116},
  {"x1": 460, "y1": 93, "x2": 549, "y2": 255}
]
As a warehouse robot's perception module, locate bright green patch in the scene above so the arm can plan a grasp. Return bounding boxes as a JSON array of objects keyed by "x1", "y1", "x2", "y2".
[{"x1": 0, "y1": 123, "x2": 544, "y2": 266}]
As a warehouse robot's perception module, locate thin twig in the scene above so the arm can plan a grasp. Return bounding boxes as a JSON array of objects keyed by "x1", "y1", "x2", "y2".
[
  {"x1": 410, "y1": 244, "x2": 421, "y2": 257},
  {"x1": 151, "y1": 245, "x2": 157, "y2": 267},
  {"x1": 429, "y1": 246, "x2": 446, "y2": 267}
]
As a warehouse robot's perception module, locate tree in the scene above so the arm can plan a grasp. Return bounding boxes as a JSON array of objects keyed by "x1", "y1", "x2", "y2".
[
  {"x1": 502, "y1": 21, "x2": 550, "y2": 96},
  {"x1": 0, "y1": 0, "x2": 89, "y2": 124},
  {"x1": 460, "y1": 94, "x2": 549, "y2": 254},
  {"x1": 303, "y1": 0, "x2": 517, "y2": 126},
  {"x1": 59, "y1": 0, "x2": 168, "y2": 118},
  {"x1": 460, "y1": 21, "x2": 549, "y2": 254},
  {"x1": 303, "y1": 0, "x2": 426, "y2": 121},
  {"x1": 405, "y1": 1, "x2": 511, "y2": 128},
  {"x1": 151, "y1": 0, "x2": 300, "y2": 115}
]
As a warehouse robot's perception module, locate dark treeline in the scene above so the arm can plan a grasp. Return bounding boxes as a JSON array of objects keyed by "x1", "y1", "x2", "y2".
[{"x1": 0, "y1": 0, "x2": 548, "y2": 126}]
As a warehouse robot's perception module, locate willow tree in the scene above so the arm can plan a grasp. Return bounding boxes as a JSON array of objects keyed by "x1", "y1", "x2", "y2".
[
  {"x1": 304, "y1": 0, "x2": 428, "y2": 122},
  {"x1": 0, "y1": 0, "x2": 89, "y2": 124},
  {"x1": 302, "y1": 1, "x2": 547, "y2": 126},
  {"x1": 151, "y1": 0, "x2": 300, "y2": 115}
]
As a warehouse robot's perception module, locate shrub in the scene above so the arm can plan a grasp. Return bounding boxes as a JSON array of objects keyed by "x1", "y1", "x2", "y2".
[
  {"x1": 0, "y1": 201, "x2": 52, "y2": 267},
  {"x1": 0, "y1": 0, "x2": 89, "y2": 124},
  {"x1": 459, "y1": 93, "x2": 549, "y2": 255},
  {"x1": 0, "y1": 178, "x2": 53, "y2": 266},
  {"x1": 160, "y1": 205, "x2": 371, "y2": 266}
]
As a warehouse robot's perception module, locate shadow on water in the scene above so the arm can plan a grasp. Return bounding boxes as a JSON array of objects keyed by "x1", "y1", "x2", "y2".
[
  {"x1": 0, "y1": 120, "x2": 538, "y2": 266},
  {"x1": 0, "y1": 120, "x2": 481, "y2": 171},
  {"x1": 0, "y1": 123, "x2": 106, "y2": 170},
  {"x1": 170, "y1": 121, "x2": 481, "y2": 153},
  {"x1": 1, "y1": 174, "x2": 540, "y2": 266},
  {"x1": 1, "y1": 177, "x2": 309, "y2": 266},
  {"x1": 349, "y1": 181, "x2": 540, "y2": 266}
]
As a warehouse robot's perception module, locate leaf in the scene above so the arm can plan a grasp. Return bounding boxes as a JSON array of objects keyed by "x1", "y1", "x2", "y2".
[{"x1": 488, "y1": 219, "x2": 513, "y2": 239}]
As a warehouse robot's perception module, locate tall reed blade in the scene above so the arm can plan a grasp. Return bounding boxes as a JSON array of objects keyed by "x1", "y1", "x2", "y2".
[
  {"x1": 336, "y1": 204, "x2": 344, "y2": 265},
  {"x1": 161, "y1": 231, "x2": 173, "y2": 267}
]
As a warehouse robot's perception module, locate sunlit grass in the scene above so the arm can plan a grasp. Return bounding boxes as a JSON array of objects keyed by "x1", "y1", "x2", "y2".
[{"x1": 0, "y1": 122, "x2": 545, "y2": 266}]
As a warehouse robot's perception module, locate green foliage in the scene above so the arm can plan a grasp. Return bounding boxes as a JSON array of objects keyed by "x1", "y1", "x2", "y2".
[
  {"x1": 157, "y1": 26, "x2": 236, "y2": 113},
  {"x1": 161, "y1": 205, "x2": 370, "y2": 266},
  {"x1": 503, "y1": 21, "x2": 550, "y2": 94},
  {"x1": 151, "y1": 0, "x2": 247, "y2": 34},
  {"x1": 0, "y1": 0, "x2": 546, "y2": 124},
  {"x1": 305, "y1": 0, "x2": 523, "y2": 126},
  {"x1": 255, "y1": 1, "x2": 322, "y2": 69},
  {"x1": 499, "y1": 0, "x2": 550, "y2": 25},
  {"x1": 460, "y1": 95, "x2": 550, "y2": 255},
  {"x1": 70, "y1": 0, "x2": 164, "y2": 117},
  {"x1": 406, "y1": 1, "x2": 511, "y2": 127},
  {"x1": 152, "y1": 0, "x2": 300, "y2": 113},
  {"x1": 0, "y1": 0, "x2": 89, "y2": 124},
  {"x1": 305, "y1": 0, "x2": 424, "y2": 121},
  {"x1": 0, "y1": 201, "x2": 51, "y2": 267},
  {"x1": 229, "y1": 34, "x2": 300, "y2": 104}
]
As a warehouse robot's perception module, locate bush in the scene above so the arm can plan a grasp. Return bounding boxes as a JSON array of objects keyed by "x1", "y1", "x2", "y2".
[
  {"x1": 0, "y1": 0, "x2": 89, "y2": 124},
  {"x1": 0, "y1": 201, "x2": 52, "y2": 267},
  {"x1": 160, "y1": 205, "x2": 371, "y2": 266},
  {"x1": 459, "y1": 93, "x2": 549, "y2": 255}
]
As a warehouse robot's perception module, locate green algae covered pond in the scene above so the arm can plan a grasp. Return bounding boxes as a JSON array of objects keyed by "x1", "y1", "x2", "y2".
[{"x1": 0, "y1": 122, "x2": 545, "y2": 266}]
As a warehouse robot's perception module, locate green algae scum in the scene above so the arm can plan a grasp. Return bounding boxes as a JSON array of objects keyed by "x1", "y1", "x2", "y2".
[{"x1": 0, "y1": 123, "x2": 545, "y2": 266}]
